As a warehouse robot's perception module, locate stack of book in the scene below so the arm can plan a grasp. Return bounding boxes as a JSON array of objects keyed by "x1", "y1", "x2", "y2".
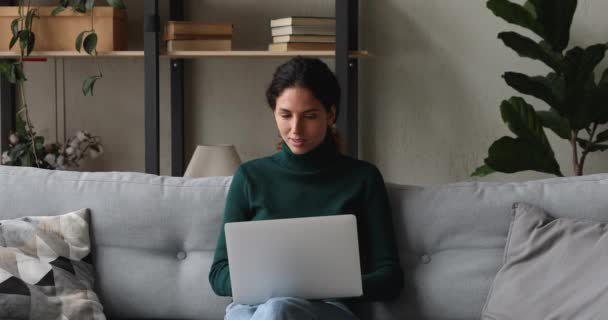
[
  {"x1": 164, "y1": 21, "x2": 233, "y2": 51},
  {"x1": 269, "y1": 16, "x2": 336, "y2": 51}
]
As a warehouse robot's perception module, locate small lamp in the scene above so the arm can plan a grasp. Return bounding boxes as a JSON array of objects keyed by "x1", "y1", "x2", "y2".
[{"x1": 184, "y1": 144, "x2": 242, "y2": 178}]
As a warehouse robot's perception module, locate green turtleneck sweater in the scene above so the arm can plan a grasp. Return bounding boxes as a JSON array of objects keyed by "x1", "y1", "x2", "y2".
[{"x1": 208, "y1": 138, "x2": 403, "y2": 302}]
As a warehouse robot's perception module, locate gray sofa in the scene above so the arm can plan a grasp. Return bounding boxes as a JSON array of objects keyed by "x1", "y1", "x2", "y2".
[{"x1": 1, "y1": 165, "x2": 607, "y2": 319}]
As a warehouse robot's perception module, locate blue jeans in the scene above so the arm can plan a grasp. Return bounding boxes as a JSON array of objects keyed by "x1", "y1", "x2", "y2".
[{"x1": 225, "y1": 297, "x2": 359, "y2": 320}]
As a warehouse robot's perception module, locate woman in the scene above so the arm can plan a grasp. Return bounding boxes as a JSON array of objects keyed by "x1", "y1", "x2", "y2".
[{"x1": 209, "y1": 57, "x2": 403, "y2": 319}]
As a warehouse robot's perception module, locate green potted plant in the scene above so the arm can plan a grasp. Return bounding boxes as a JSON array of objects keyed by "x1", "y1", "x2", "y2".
[
  {"x1": 473, "y1": 0, "x2": 608, "y2": 177},
  {"x1": 0, "y1": 0, "x2": 125, "y2": 169}
]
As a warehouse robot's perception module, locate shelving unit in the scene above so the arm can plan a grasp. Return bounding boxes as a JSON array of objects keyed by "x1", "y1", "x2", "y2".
[
  {"x1": 150, "y1": 0, "x2": 361, "y2": 176},
  {"x1": 0, "y1": 0, "x2": 362, "y2": 176},
  {"x1": 0, "y1": 50, "x2": 368, "y2": 59}
]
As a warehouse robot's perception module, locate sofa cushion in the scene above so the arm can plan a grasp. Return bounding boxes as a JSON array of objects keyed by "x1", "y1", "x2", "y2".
[
  {"x1": 0, "y1": 208, "x2": 105, "y2": 320},
  {"x1": 481, "y1": 202, "x2": 608, "y2": 319}
]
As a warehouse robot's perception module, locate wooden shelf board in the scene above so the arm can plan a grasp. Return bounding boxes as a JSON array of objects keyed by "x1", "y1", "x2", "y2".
[
  {"x1": 0, "y1": 50, "x2": 369, "y2": 59},
  {"x1": 0, "y1": 51, "x2": 145, "y2": 58},
  {"x1": 165, "y1": 50, "x2": 368, "y2": 58}
]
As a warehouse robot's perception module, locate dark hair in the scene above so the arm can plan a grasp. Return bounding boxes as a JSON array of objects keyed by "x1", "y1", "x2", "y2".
[{"x1": 266, "y1": 56, "x2": 341, "y2": 119}]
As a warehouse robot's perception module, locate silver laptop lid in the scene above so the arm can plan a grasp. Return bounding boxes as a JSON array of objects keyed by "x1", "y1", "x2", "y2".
[{"x1": 225, "y1": 214, "x2": 363, "y2": 305}]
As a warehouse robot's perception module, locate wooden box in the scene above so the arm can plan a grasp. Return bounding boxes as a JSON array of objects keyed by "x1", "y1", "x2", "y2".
[{"x1": 0, "y1": 6, "x2": 127, "y2": 52}]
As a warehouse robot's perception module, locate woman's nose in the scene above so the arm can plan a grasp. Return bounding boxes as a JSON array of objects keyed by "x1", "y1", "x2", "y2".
[{"x1": 292, "y1": 117, "x2": 303, "y2": 133}]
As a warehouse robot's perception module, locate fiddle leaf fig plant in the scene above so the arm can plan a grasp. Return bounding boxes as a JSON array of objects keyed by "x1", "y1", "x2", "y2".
[{"x1": 473, "y1": 0, "x2": 608, "y2": 177}]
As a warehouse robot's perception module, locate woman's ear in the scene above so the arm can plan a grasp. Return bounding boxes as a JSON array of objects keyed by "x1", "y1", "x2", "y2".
[{"x1": 328, "y1": 105, "x2": 337, "y2": 125}]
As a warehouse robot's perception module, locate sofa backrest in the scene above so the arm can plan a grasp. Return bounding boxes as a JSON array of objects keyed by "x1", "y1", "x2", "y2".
[
  {"x1": 2, "y1": 166, "x2": 608, "y2": 320},
  {"x1": 0, "y1": 166, "x2": 232, "y2": 320},
  {"x1": 376, "y1": 173, "x2": 608, "y2": 320}
]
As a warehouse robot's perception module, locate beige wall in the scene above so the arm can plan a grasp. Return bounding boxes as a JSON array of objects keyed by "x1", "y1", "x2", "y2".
[{"x1": 21, "y1": 0, "x2": 608, "y2": 185}]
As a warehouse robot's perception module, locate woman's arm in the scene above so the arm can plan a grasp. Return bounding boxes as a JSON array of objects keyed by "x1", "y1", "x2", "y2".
[
  {"x1": 208, "y1": 166, "x2": 252, "y2": 297},
  {"x1": 360, "y1": 166, "x2": 404, "y2": 301}
]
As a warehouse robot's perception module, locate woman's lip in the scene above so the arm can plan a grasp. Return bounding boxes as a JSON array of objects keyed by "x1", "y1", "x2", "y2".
[{"x1": 290, "y1": 138, "x2": 306, "y2": 146}]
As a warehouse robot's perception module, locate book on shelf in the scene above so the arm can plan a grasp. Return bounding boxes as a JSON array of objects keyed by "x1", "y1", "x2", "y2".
[
  {"x1": 163, "y1": 33, "x2": 232, "y2": 41},
  {"x1": 167, "y1": 39, "x2": 232, "y2": 51},
  {"x1": 268, "y1": 42, "x2": 336, "y2": 51},
  {"x1": 273, "y1": 35, "x2": 335, "y2": 43},
  {"x1": 270, "y1": 16, "x2": 335, "y2": 28},
  {"x1": 271, "y1": 25, "x2": 335, "y2": 37},
  {"x1": 165, "y1": 21, "x2": 233, "y2": 37}
]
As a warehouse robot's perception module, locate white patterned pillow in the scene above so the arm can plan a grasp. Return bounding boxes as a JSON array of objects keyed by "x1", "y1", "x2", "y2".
[{"x1": 0, "y1": 208, "x2": 106, "y2": 319}]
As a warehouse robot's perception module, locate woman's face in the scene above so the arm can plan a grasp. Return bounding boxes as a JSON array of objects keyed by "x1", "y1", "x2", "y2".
[{"x1": 274, "y1": 87, "x2": 336, "y2": 155}]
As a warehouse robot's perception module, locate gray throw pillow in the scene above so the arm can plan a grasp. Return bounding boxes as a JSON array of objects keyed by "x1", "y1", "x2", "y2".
[
  {"x1": 481, "y1": 202, "x2": 608, "y2": 320},
  {"x1": 0, "y1": 208, "x2": 106, "y2": 320}
]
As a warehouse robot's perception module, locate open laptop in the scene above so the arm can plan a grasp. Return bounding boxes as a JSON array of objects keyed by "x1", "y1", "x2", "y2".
[{"x1": 225, "y1": 214, "x2": 363, "y2": 305}]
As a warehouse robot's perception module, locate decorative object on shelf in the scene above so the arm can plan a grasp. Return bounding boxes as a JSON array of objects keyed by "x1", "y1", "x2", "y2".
[
  {"x1": 183, "y1": 144, "x2": 241, "y2": 178},
  {"x1": 269, "y1": 16, "x2": 335, "y2": 51},
  {"x1": 472, "y1": 0, "x2": 608, "y2": 177},
  {"x1": 164, "y1": 21, "x2": 233, "y2": 51},
  {"x1": 1, "y1": 116, "x2": 103, "y2": 170}
]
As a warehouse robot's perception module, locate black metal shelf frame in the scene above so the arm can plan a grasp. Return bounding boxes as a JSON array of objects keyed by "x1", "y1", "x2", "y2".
[{"x1": 0, "y1": 0, "x2": 359, "y2": 176}]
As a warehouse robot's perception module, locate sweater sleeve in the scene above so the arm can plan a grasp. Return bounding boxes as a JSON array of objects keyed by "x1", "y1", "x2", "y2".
[
  {"x1": 208, "y1": 166, "x2": 252, "y2": 297},
  {"x1": 359, "y1": 166, "x2": 404, "y2": 301}
]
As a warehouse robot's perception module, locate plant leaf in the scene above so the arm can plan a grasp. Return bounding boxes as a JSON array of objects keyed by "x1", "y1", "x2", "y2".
[
  {"x1": 25, "y1": 8, "x2": 37, "y2": 31},
  {"x1": 523, "y1": 0, "x2": 537, "y2": 19},
  {"x1": 83, "y1": 32, "x2": 97, "y2": 55},
  {"x1": 13, "y1": 64, "x2": 26, "y2": 82},
  {"x1": 503, "y1": 72, "x2": 563, "y2": 111},
  {"x1": 75, "y1": 31, "x2": 86, "y2": 52},
  {"x1": 10, "y1": 18, "x2": 18, "y2": 37},
  {"x1": 487, "y1": 0, "x2": 544, "y2": 39},
  {"x1": 534, "y1": 0, "x2": 578, "y2": 52},
  {"x1": 0, "y1": 63, "x2": 12, "y2": 82},
  {"x1": 19, "y1": 30, "x2": 29, "y2": 50},
  {"x1": 596, "y1": 128, "x2": 608, "y2": 144},
  {"x1": 577, "y1": 138, "x2": 608, "y2": 152},
  {"x1": 85, "y1": 0, "x2": 95, "y2": 11},
  {"x1": 564, "y1": 44, "x2": 607, "y2": 85},
  {"x1": 19, "y1": 152, "x2": 32, "y2": 167},
  {"x1": 26, "y1": 32, "x2": 35, "y2": 55},
  {"x1": 15, "y1": 115, "x2": 27, "y2": 136},
  {"x1": 52, "y1": 6, "x2": 65, "y2": 16},
  {"x1": 9, "y1": 34, "x2": 18, "y2": 50},
  {"x1": 471, "y1": 164, "x2": 496, "y2": 177},
  {"x1": 498, "y1": 32, "x2": 563, "y2": 71},
  {"x1": 34, "y1": 136, "x2": 45, "y2": 152},
  {"x1": 72, "y1": 0, "x2": 87, "y2": 13},
  {"x1": 500, "y1": 97, "x2": 553, "y2": 150},
  {"x1": 536, "y1": 109, "x2": 570, "y2": 139},
  {"x1": 484, "y1": 136, "x2": 563, "y2": 176},
  {"x1": 563, "y1": 45, "x2": 608, "y2": 128},
  {"x1": 600, "y1": 69, "x2": 608, "y2": 87},
  {"x1": 82, "y1": 75, "x2": 101, "y2": 96},
  {"x1": 7, "y1": 64, "x2": 17, "y2": 83},
  {"x1": 106, "y1": 0, "x2": 126, "y2": 9}
]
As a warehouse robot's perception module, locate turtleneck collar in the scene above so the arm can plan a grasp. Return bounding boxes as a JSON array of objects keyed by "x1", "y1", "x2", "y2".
[{"x1": 274, "y1": 135, "x2": 340, "y2": 171}]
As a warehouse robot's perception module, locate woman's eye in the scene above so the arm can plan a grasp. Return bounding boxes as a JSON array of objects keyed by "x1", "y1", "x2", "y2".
[
  {"x1": 305, "y1": 114, "x2": 318, "y2": 119},
  {"x1": 280, "y1": 114, "x2": 291, "y2": 119}
]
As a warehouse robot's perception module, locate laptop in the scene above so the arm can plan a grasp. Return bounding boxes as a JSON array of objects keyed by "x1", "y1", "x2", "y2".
[{"x1": 225, "y1": 214, "x2": 363, "y2": 305}]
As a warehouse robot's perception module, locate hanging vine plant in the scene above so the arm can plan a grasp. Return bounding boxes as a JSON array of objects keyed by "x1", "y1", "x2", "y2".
[
  {"x1": 0, "y1": 0, "x2": 125, "y2": 169},
  {"x1": 52, "y1": 0, "x2": 126, "y2": 95}
]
